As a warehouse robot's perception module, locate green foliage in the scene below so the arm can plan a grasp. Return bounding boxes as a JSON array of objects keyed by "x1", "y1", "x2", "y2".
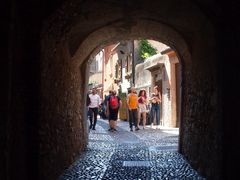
[{"x1": 139, "y1": 40, "x2": 158, "y2": 60}]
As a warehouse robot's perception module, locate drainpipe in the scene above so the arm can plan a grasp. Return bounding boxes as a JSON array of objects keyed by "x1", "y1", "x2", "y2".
[
  {"x1": 132, "y1": 40, "x2": 135, "y2": 86},
  {"x1": 101, "y1": 49, "x2": 105, "y2": 98}
]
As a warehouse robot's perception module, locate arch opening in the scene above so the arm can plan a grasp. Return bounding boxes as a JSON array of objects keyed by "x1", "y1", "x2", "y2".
[{"x1": 40, "y1": 3, "x2": 221, "y2": 179}]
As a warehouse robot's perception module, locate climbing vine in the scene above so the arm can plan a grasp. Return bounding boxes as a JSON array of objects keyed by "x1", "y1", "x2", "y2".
[{"x1": 139, "y1": 40, "x2": 158, "y2": 60}]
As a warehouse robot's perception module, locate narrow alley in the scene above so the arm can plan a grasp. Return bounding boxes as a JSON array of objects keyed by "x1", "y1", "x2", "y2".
[
  {"x1": 4, "y1": 1, "x2": 239, "y2": 180},
  {"x1": 59, "y1": 119, "x2": 205, "y2": 180}
]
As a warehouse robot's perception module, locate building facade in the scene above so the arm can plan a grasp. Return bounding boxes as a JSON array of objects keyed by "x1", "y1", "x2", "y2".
[
  {"x1": 90, "y1": 40, "x2": 181, "y2": 127},
  {"x1": 134, "y1": 41, "x2": 181, "y2": 128}
]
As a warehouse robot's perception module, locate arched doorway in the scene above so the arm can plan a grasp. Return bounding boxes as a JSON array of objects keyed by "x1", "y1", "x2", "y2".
[{"x1": 40, "y1": 1, "x2": 221, "y2": 179}]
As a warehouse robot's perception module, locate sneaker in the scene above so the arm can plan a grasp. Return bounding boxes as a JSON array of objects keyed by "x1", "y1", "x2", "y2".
[
  {"x1": 130, "y1": 128, "x2": 133, "y2": 132},
  {"x1": 150, "y1": 123, "x2": 153, "y2": 128},
  {"x1": 135, "y1": 127, "x2": 140, "y2": 131},
  {"x1": 92, "y1": 127, "x2": 96, "y2": 130},
  {"x1": 108, "y1": 128, "x2": 112, "y2": 131}
]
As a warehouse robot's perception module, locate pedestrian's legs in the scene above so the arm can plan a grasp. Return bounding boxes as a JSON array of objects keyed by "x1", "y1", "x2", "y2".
[
  {"x1": 113, "y1": 109, "x2": 118, "y2": 130},
  {"x1": 128, "y1": 109, "x2": 133, "y2": 131},
  {"x1": 142, "y1": 112, "x2": 146, "y2": 129},
  {"x1": 156, "y1": 105, "x2": 160, "y2": 129},
  {"x1": 109, "y1": 120, "x2": 114, "y2": 129},
  {"x1": 107, "y1": 108, "x2": 111, "y2": 129},
  {"x1": 89, "y1": 108, "x2": 94, "y2": 129},
  {"x1": 150, "y1": 106, "x2": 155, "y2": 126},
  {"x1": 137, "y1": 109, "x2": 141, "y2": 128},
  {"x1": 92, "y1": 107, "x2": 98, "y2": 130},
  {"x1": 108, "y1": 120, "x2": 112, "y2": 130},
  {"x1": 113, "y1": 120, "x2": 117, "y2": 130},
  {"x1": 132, "y1": 109, "x2": 138, "y2": 129}
]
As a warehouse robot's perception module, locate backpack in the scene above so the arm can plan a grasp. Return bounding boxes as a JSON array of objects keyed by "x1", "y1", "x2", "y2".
[{"x1": 109, "y1": 95, "x2": 119, "y2": 109}]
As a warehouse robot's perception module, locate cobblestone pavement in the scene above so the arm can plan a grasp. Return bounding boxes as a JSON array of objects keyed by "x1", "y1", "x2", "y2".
[{"x1": 59, "y1": 119, "x2": 206, "y2": 180}]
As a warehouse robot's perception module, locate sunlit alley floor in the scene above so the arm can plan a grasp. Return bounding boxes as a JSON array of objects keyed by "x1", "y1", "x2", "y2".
[{"x1": 59, "y1": 119, "x2": 205, "y2": 180}]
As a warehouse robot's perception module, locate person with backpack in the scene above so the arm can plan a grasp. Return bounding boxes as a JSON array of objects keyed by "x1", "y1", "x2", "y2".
[
  {"x1": 106, "y1": 90, "x2": 121, "y2": 132},
  {"x1": 102, "y1": 90, "x2": 112, "y2": 119}
]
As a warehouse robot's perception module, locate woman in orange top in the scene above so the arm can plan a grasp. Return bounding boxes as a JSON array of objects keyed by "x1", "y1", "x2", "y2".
[{"x1": 127, "y1": 87, "x2": 139, "y2": 131}]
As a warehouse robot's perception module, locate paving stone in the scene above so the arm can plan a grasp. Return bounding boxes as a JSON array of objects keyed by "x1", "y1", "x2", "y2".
[{"x1": 59, "y1": 119, "x2": 206, "y2": 180}]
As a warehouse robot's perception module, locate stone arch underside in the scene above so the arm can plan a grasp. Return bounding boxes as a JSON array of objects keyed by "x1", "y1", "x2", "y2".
[{"x1": 40, "y1": 1, "x2": 221, "y2": 179}]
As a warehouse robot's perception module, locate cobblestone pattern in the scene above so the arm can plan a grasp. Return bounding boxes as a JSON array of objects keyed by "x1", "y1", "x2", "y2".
[{"x1": 59, "y1": 119, "x2": 205, "y2": 180}]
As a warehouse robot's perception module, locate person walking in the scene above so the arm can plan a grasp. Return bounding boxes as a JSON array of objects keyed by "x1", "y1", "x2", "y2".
[
  {"x1": 104, "y1": 90, "x2": 113, "y2": 127},
  {"x1": 149, "y1": 86, "x2": 162, "y2": 129},
  {"x1": 86, "y1": 90, "x2": 91, "y2": 132},
  {"x1": 137, "y1": 89, "x2": 148, "y2": 129},
  {"x1": 106, "y1": 90, "x2": 121, "y2": 132},
  {"x1": 127, "y1": 87, "x2": 139, "y2": 131},
  {"x1": 88, "y1": 88, "x2": 101, "y2": 130},
  {"x1": 103, "y1": 90, "x2": 112, "y2": 119}
]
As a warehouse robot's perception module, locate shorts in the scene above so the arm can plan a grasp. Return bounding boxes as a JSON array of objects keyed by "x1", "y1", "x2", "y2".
[
  {"x1": 108, "y1": 108, "x2": 119, "y2": 121},
  {"x1": 139, "y1": 103, "x2": 147, "y2": 113}
]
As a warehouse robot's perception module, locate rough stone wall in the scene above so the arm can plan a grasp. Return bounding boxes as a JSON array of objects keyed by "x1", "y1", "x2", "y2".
[
  {"x1": 72, "y1": 3, "x2": 221, "y2": 180},
  {"x1": 39, "y1": 35, "x2": 88, "y2": 179},
  {"x1": 181, "y1": 44, "x2": 222, "y2": 179},
  {"x1": 175, "y1": 11, "x2": 222, "y2": 179},
  {"x1": 40, "y1": 0, "x2": 221, "y2": 179},
  {"x1": 5, "y1": 0, "x2": 239, "y2": 180},
  {"x1": 2, "y1": 1, "x2": 45, "y2": 179},
  {"x1": 175, "y1": 63, "x2": 182, "y2": 128},
  {"x1": 218, "y1": 7, "x2": 240, "y2": 178}
]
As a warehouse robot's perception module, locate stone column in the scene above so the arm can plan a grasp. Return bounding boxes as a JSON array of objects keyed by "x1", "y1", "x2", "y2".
[{"x1": 170, "y1": 61, "x2": 177, "y2": 127}]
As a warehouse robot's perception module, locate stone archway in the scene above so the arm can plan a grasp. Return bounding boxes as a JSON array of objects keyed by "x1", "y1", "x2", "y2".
[{"x1": 39, "y1": 1, "x2": 221, "y2": 179}]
